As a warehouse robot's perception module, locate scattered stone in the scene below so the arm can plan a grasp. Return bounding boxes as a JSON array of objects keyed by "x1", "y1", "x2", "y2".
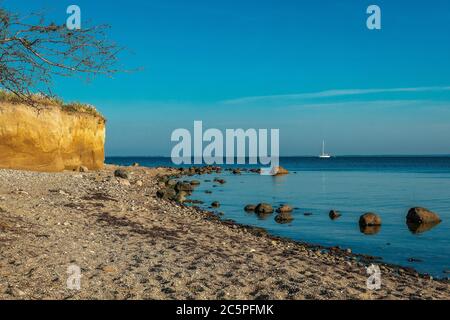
[
  {"x1": 156, "y1": 188, "x2": 176, "y2": 200},
  {"x1": 359, "y1": 212, "x2": 382, "y2": 226},
  {"x1": 329, "y1": 210, "x2": 341, "y2": 220},
  {"x1": 275, "y1": 166, "x2": 289, "y2": 176},
  {"x1": 276, "y1": 205, "x2": 293, "y2": 213},
  {"x1": 232, "y1": 169, "x2": 241, "y2": 175},
  {"x1": 255, "y1": 203, "x2": 274, "y2": 214},
  {"x1": 213, "y1": 178, "x2": 226, "y2": 184},
  {"x1": 118, "y1": 178, "x2": 131, "y2": 186},
  {"x1": 175, "y1": 182, "x2": 193, "y2": 192},
  {"x1": 135, "y1": 180, "x2": 143, "y2": 187},
  {"x1": 131, "y1": 162, "x2": 140, "y2": 167},
  {"x1": 244, "y1": 204, "x2": 256, "y2": 212},
  {"x1": 211, "y1": 201, "x2": 220, "y2": 208},
  {"x1": 407, "y1": 207, "x2": 441, "y2": 224},
  {"x1": 114, "y1": 169, "x2": 129, "y2": 179}
]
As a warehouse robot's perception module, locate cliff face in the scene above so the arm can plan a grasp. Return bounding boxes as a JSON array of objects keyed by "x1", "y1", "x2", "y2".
[{"x1": 0, "y1": 103, "x2": 105, "y2": 172}]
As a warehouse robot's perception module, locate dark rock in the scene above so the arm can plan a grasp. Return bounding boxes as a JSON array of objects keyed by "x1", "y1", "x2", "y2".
[
  {"x1": 407, "y1": 258, "x2": 423, "y2": 263},
  {"x1": 114, "y1": 169, "x2": 129, "y2": 179},
  {"x1": 211, "y1": 201, "x2": 220, "y2": 208},
  {"x1": 205, "y1": 190, "x2": 212, "y2": 194},
  {"x1": 304, "y1": 212, "x2": 313, "y2": 216},
  {"x1": 359, "y1": 212, "x2": 382, "y2": 226},
  {"x1": 232, "y1": 169, "x2": 241, "y2": 175},
  {"x1": 255, "y1": 203, "x2": 274, "y2": 214},
  {"x1": 244, "y1": 204, "x2": 256, "y2": 212},
  {"x1": 329, "y1": 210, "x2": 341, "y2": 220},
  {"x1": 213, "y1": 178, "x2": 226, "y2": 184},
  {"x1": 407, "y1": 207, "x2": 441, "y2": 224}
]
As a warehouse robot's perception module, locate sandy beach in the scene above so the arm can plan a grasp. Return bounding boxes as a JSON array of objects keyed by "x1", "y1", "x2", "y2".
[{"x1": 0, "y1": 165, "x2": 449, "y2": 300}]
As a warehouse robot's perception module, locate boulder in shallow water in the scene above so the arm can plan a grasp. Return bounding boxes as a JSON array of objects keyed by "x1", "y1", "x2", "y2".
[
  {"x1": 211, "y1": 201, "x2": 220, "y2": 208},
  {"x1": 359, "y1": 212, "x2": 382, "y2": 226},
  {"x1": 275, "y1": 166, "x2": 289, "y2": 176},
  {"x1": 244, "y1": 204, "x2": 256, "y2": 212},
  {"x1": 329, "y1": 210, "x2": 341, "y2": 220},
  {"x1": 276, "y1": 205, "x2": 293, "y2": 213},
  {"x1": 255, "y1": 203, "x2": 274, "y2": 214},
  {"x1": 406, "y1": 207, "x2": 441, "y2": 224}
]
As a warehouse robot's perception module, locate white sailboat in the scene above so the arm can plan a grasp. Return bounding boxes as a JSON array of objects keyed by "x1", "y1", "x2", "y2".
[{"x1": 319, "y1": 140, "x2": 331, "y2": 159}]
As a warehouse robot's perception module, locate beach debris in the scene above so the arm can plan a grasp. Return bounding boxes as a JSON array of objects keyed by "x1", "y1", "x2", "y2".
[
  {"x1": 244, "y1": 204, "x2": 256, "y2": 212},
  {"x1": 274, "y1": 211, "x2": 294, "y2": 224},
  {"x1": 255, "y1": 203, "x2": 274, "y2": 214},
  {"x1": 276, "y1": 204, "x2": 293, "y2": 213},
  {"x1": 359, "y1": 212, "x2": 382, "y2": 226},
  {"x1": 407, "y1": 207, "x2": 441, "y2": 224},
  {"x1": 329, "y1": 210, "x2": 341, "y2": 220},
  {"x1": 114, "y1": 169, "x2": 129, "y2": 179},
  {"x1": 211, "y1": 201, "x2": 220, "y2": 208}
]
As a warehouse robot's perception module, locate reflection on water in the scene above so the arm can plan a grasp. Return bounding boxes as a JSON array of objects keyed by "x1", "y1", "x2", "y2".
[
  {"x1": 360, "y1": 225, "x2": 382, "y2": 235},
  {"x1": 407, "y1": 221, "x2": 441, "y2": 234}
]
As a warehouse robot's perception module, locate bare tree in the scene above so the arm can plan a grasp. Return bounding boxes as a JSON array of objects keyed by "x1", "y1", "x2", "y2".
[{"x1": 0, "y1": 6, "x2": 120, "y2": 104}]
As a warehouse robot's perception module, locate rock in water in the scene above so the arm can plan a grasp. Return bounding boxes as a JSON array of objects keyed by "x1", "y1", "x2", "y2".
[
  {"x1": 275, "y1": 212, "x2": 294, "y2": 224},
  {"x1": 276, "y1": 205, "x2": 293, "y2": 213},
  {"x1": 255, "y1": 203, "x2": 274, "y2": 214},
  {"x1": 244, "y1": 204, "x2": 256, "y2": 212},
  {"x1": 190, "y1": 180, "x2": 201, "y2": 186},
  {"x1": 275, "y1": 166, "x2": 289, "y2": 176},
  {"x1": 114, "y1": 169, "x2": 129, "y2": 179},
  {"x1": 359, "y1": 212, "x2": 382, "y2": 226},
  {"x1": 407, "y1": 207, "x2": 441, "y2": 224},
  {"x1": 211, "y1": 201, "x2": 220, "y2": 208},
  {"x1": 131, "y1": 162, "x2": 139, "y2": 167},
  {"x1": 329, "y1": 210, "x2": 341, "y2": 220}
]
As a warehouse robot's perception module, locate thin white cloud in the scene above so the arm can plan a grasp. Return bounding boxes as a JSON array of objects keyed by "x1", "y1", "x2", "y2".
[{"x1": 221, "y1": 86, "x2": 450, "y2": 105}]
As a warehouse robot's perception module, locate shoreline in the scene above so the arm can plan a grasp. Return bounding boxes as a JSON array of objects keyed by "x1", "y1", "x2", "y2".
[{"x1": 0, "y1": 165, "x2": 448, "y2": 299}]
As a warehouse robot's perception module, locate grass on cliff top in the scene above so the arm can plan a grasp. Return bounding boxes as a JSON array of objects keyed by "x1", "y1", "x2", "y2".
[{"x1": 0, "y1": 90, "x2": 104, "y2": 120}]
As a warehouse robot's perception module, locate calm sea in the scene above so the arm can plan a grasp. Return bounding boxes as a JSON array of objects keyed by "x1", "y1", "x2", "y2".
[{"x1": 106, "y1": 156, "x2": 450, "y2": 277}]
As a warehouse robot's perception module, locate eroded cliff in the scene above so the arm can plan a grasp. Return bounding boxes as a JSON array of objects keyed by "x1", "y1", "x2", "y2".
[{"x1": 0, "y1": 102, "x2": 105, "y2": 172}]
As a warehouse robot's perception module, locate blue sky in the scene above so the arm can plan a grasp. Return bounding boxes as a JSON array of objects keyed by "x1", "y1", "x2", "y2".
[{"x1": 5, "y1": 0, "x2": 450, "y2": 155}]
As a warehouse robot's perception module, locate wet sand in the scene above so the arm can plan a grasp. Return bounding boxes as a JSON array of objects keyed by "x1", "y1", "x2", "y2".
[{"x1": 0, "y1": 165, "x2": 448, "y2": 300}]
